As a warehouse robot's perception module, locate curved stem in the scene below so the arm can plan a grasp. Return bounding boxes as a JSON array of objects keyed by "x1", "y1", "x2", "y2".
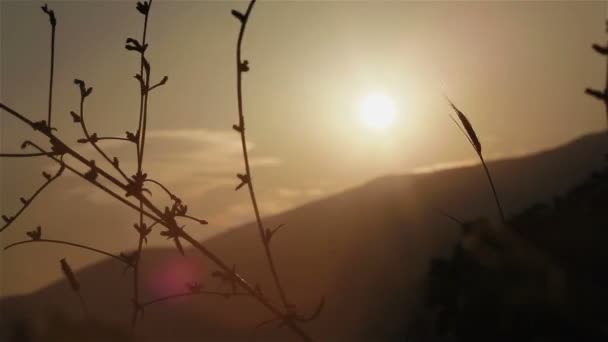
[
  {"x1": 434, "y1": 207, "x2": 464, "y2": 226},
  {"x1": 131, "y1": 219, "x2": 145, "y2": 329},
  {"x1": 132, "y1": 0, "x2": 153, "y2": 333},
  {"x1": 0, "y1": 151, "x2": 60, "y2": 158},
  {"x1": 4, "y1": 239, "x2": 129, "y2": 266},
  {"x1": 77, "y1": 95, "x2": 129, "y2": 182},
  {"x1": 97, "y1": 136, "x2": 131, "y2": 142},
  {"x1": 141, "y1": 290, "x2": 249, "y2": 308},
  {"x1": 0, "y1": 164, "x2": 63, "y2": 233},
  {"x1": 144, "y1": 178, "x2": 177, "y2": 200},
  {"x1": 479, "y1": 154, "x2": 506, "y2": 223},
  {"x1": 234, "y1": 0, "x2": 291, "y2": 312},
  {"x1": 47, "y1": 17, "x2": 56, "y2": 127}
]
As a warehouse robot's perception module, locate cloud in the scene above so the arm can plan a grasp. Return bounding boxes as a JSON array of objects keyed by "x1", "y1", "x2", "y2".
[
  {"x1": 276, "y1": 186, "x2": 325, "y2": 199},
  {"x1": 209, "y1": 199, "x2": 294, "y2": 228},
  {"x1": 277, "y1": 187, "x2": 302, "y2": 199},
  {"x1": 411, "y1": 158, "x2": 479, "y2": 174},
  {"x1": 64, "y1": 128, "x2": 281, "y2": 204}
]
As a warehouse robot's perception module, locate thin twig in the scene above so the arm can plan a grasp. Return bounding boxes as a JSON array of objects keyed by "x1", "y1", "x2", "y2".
[
  {"x1": 42, "y1": 3, "x2": 56, "y2": 127},
  {"x1": 479, "y1": 154, "x2": 506, "y2": 222},
  {"x1": 140, "y1": 290, "x2": 249, "y2": 308},
  {"x1": 433, "y1": 207, "x2": 464, "y2": 226},
  {"x1": 175, "y1": 214, "x2": 208, "y2": 225},
  {"x1": 144, "y1": 178, "x2": 178, "y2": 200},
  {"x1": 75, "y1": 88, "x2": 130, "y2": 182},
  {"x1": 0, "y1": 151, "x2": 60, "y2": 158},
  {"x1": 233, "y1": 0, "x2": 292, "y2": 312},
  {"x1": 0, "y1": 163, "x2": 64, "y2": 233},
  {"x1": 4, "y1": 239, "x2": 130, "y2": 266},
  {"x1": 96, "y1": 136, "x2": 131, "y2": 142},
  {"x1": 132, "y1": 0, "x2": 153, "y2": 332}
]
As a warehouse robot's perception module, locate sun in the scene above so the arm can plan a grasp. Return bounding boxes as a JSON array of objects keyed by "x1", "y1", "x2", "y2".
[{"x1": 359, "y1": 93, "x2": 396, "y2": 130}]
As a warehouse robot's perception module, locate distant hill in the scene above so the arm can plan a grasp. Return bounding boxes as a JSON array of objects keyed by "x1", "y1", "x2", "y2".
[{"x1": 1, "y1": 132, "x2": 607, "y2": 341}]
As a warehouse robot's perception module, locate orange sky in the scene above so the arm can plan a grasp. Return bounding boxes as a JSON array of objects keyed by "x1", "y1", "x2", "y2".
[{"x1": 1, "y1": 0, "x2": 606, "y2": 296}]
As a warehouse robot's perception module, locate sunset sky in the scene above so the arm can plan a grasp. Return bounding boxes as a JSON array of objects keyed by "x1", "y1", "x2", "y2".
[{"x1": 1, "y1": 0, "x2": 606, "y2": 296}]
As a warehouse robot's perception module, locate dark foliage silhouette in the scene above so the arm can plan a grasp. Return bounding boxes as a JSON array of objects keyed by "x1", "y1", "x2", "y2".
[{"x1": 413, "y1": 21, "x2": 608, "y2": 341}]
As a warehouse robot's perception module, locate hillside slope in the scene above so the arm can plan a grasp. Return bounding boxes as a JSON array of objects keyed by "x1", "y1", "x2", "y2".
[{"x1": 1, "y1": 132, "x2": 607, "y2": 341}]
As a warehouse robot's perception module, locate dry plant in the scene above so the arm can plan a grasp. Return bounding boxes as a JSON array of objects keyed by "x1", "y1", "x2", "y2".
[
  {"x1": 0, "y1": 1, "x2": 322, "y2": 340},
  {"x1": 444, "y1": 97, "x2": 506, "y2": 223}
]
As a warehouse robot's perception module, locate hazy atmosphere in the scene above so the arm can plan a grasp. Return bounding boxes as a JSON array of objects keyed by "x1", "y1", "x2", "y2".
[
  {"x1": 1, "y1": 1, "x2": 608, "y2": 341},
  {"x1": 0, "y1": 1, "x2": 605, "y2": 294}
]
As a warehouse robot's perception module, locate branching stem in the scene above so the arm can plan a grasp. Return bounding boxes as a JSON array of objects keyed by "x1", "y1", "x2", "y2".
[{"x1": 234, "y1": 0, "x2": 291, "y2": 313}]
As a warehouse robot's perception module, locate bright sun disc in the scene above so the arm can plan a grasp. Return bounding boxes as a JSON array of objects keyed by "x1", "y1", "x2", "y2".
[{"x1": 359, "y1": 93, "x2": 396, "y2": 130}]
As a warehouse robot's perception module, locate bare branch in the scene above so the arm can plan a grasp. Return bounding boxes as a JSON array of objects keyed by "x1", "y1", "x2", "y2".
[
  {"x1": 41, "y1": 3, "x2": 56, "y2": 127},
  {"x1": 175, "y1": 214, "x2": 208, "y2": 225},
  {"x1": 0, "y1": 151, "x2": 61, "y2": 158},
  {"x1": 0, "y1": 162, "x2": 64, "y2": 233},
  {"x1": 140, "y1": 289, "x2": 249, "y2": 308},
  {"x1": 73, "y1": 80, "x2": 130, "y2": 182},
  {"x1": 5, "y1": 239, "x2": 131, "y2": 267}
]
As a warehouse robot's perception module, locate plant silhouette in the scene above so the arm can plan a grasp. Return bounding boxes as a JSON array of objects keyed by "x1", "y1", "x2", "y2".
[
  {"x1": 413, "y1": 20, "x2": 608, "y2": 340},
  {"x1": 0, "y1": 1, "x2": 321, "y2": 340}
]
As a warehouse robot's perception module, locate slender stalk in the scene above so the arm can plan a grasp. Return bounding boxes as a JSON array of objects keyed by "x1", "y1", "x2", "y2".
[
  {"x1": 479, "y1": 154, "x2": 505, "y2": 223},
  {"x1": 77, "y1": 92, "x2": 129, "y2": 181},
  {"x1": 46, "y1": 7, "x2": 56, "y2": 127},
  {"x1": 0, "y1": 164, "x2": 63, "y2": 233},
  {"x1": 130, "y1": 221, "x2": 144, "y2": 329},
  {"x1": 445, "y1": 98, "x2": 506, "y2": 224},
  {"x1": 132, "y1": 0, "x2": 153, "y2": 332},
  {"x1": 77, "y1": 292, "x2": 90, "y2": 322},
  {"x1": 144, "y1": 178, "x2": 177, "y2": 200},
  {"x1": 96, "y1": 136, "x2": 131, "y2": 142},
  {"x1": 4, "y1": 239, "x2": 130, "y2": 266},
  {"x1": 234, "y1": 0, "x2": 290, "y2": 312},
  {"x1": 136, "y1": 1, "x2": 152, "y2": 166},
  {"x1": 60, "y1": 258, "x2": 90, "y2": 323},
  {"x1": 0, "y1": 152, "x2": 60, "y2": 158},
  {"x1": 434, "y1": 207, "x2": 464, "y2": 226},
  {"x1": 141, "y1": 290, "x2": 249, "y2": 308}
]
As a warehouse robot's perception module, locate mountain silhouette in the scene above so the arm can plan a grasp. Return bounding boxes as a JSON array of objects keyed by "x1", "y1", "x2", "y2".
[{"x1": 1, "y1": 132, "x2": 607, "y2": 341}]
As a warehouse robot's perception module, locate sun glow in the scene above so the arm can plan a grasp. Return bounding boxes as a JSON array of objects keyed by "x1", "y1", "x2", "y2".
[{"x1": 359, "y1": 93, "x2": 396, "y2": 130}]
